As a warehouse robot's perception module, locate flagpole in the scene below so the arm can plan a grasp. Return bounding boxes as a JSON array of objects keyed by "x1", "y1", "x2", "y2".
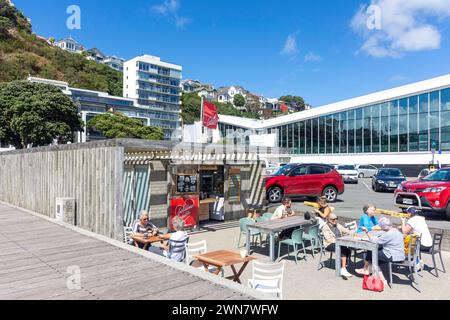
[{"x1": 200, "y1": 96, "x2": 204, "y2": 143}]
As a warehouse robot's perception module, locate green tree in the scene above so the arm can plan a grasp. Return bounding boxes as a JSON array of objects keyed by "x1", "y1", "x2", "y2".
[
  {"x1": 233, "y1": 94, "x2": 246, "y2": 108},
  {"x1": 0, "y1": 16, "x2": 13, "y2": 39},
  {"x1": 180, "y1": 92, "x2": 201, "y2": 125},
  {"x1": 0, "y1": 81, "x2": 84, "y2": 149},
  {"x1": 48, "y1": 36, "x2": 55, "y2": 44},
  {"x1": 87, "y1": 112, "x2": 164, "y2": 140},
  {"x1": 280, "y1": 95, "x2": 306, "y2": 111}
]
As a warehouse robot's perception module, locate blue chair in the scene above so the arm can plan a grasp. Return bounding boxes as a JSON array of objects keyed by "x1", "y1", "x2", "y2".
[
  {"x1": 262, "y1": 213, "x2": 273, "y2": 220},
  {"x1": 303, "y1": 224, "x2": 320, "y2": 257},
  {"x1": 277, "y1": 229, "x2": 307, "y2": 264},
  {"x1": 237, "y1": 218, "x2": 262, "y2": 248}
]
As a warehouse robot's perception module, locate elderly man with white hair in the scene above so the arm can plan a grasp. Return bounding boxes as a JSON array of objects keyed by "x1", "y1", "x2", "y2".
[
  {"x1": 322, "y1": 213, "x2": 353, "y2": 278},
  {"x1": 355, "y1": 217, "x2": 405, "y2": 285}
]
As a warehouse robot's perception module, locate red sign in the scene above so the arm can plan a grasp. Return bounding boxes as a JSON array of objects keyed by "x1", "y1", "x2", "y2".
[
  {"x1": 203, "y1": 101, "x2": 219, "y2": 129},
  {"x1": 170, "y1": 197, "x2": 199, "y2": 229}
]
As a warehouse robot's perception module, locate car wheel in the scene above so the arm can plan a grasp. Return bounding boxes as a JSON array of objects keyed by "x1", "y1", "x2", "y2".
[
  {"x1": 446, "y1": 204, "x2": 450, "y2": 221},
  {"x1": 323, "y1": 186, "x2": 338, "y2": 203},
  {"x1": 358, "y1": 173, "x2": 364, "y2": 178},
  {"x1": 372, "y1": 182, "x2": 378, "y2": 192},
  {"x1": 267, "y1": 187, "x2": 283, "y2": 203}
]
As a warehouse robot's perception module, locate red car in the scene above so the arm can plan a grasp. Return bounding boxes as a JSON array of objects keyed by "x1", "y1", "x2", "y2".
[
  {"x1": 265, "y1": 163, "x2": 345, "y2": 203},
  {"x1": 395, "y1": 167, "x2": 450, "y2": 220}
]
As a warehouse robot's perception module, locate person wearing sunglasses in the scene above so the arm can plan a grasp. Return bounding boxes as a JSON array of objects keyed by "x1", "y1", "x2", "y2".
[
  {"x1": 322, "y1": 213, "x2": 353, "y2": 278},
  {"x1": 131, "y1": 211, "x2": 160, "y2": 249}
]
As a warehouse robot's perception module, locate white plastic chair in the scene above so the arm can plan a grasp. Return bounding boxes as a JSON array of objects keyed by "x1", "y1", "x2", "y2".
[
  {"x1": 247, "y1": 260, "x2": 285, "y2": 299},
  {"x1": 185, "y1": 241, "x2": 224, "y2": 276},
  {"x1": 123, "y1": 226, "x2": 133, "y2": 244}
]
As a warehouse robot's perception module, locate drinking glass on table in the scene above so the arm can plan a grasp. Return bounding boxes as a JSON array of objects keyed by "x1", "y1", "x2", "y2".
[{"x1": 240, "y1": 249, "x2": 247, "y2": 258}]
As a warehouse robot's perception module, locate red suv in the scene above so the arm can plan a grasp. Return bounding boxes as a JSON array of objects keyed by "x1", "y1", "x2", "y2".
[
  {"x1": 265, "y1": 163, "x2": 345, "y2": 203},
  {"x1": 394, "y1": 167, "x2": 450, "y2": 220}
]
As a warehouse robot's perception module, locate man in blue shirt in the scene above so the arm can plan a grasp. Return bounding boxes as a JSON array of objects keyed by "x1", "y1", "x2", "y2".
[{"x1": 358, "y1": 204, "x2": 380, "y2": 232}]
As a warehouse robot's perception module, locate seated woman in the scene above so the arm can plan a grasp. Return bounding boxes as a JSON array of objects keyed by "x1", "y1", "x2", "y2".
[
  {"x1": 322, "y1": 213, "x2": 353, "y2": 278},
  {"x1": 132, "y1": 211, "x2": 159, "y2": 249},
  {"x1": 161, "y1": 217, "x2": 189, "y2": 262},
  {"x1": 314, "y1": 196, "x2": 332, "y2": 229},
  {"x1": 358, "y1": 204, "x2": 381, "y2": 233},
  {"x1": 355, "y1": 217, "x2": 405, "y2": 285},
  {"x1": 400, "y1": 206, "x2": 432, "y2": 252}
]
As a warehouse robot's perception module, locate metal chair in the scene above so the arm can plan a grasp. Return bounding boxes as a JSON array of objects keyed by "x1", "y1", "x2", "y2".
[
  {"x1": 277, "y1": 228, "x2": 307, "y2": 264},
  {"x1": 388, "y1": 235, "x2": 421, "y2": 290},
  {"x1": 317, "y1": 233, "x2": 333, "y2": 270},
  {"x1": 237, "y1": 217, "x2": 262, "y2": 248},
  {"x1": 248, "y1": 260, "x2": 285, "y2": 299},
  {"x1": 421, "y1": 232, "x2": 446, "y2": 277},
  {"x1": 302, "y1": 223, "x2": 320, "y2": 257},
  {"x1": 185, "y1": 240, "x2": 224, "y2": 276}
]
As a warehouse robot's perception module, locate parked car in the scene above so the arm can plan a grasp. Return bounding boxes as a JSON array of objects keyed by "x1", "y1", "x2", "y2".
[
  {"x1": 395, "y1": 167, "x2": 450, "y2": 220},
  {"x1": 372, "y1": 168, "x2": 407, "y2": 192},
  {"x1": 356, "y1": 164, "x2": 378, "y2": 178},
  {"x1": 334, "y1": 165, "x2": 359, "y2": 184},
  {"x1": 265, "y1": 163, "x2": 345, "y2": 203}
]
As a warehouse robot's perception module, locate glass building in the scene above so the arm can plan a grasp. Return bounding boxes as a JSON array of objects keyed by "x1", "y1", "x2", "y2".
[{"x1": 217, "y1": 75, "x2": 450, "y2": 167}]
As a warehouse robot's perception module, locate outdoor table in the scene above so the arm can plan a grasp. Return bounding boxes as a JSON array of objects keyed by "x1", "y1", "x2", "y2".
[
  {"x1": 193, "y1": 250, "x2": 256, "y2": 284},
  {"x1": 246, "y1": 216, "x2": 312, "y2": 262},
  {"x1": 131, "y1": 233, "x2": 170, "y2": 251},
  {"x1": 335, "y1": 231, "x2": 384, "y2": 277}
]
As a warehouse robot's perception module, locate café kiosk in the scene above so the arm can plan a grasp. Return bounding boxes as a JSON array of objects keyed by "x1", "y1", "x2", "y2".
[{"x1": 171, "y1": 164, "x2": 242, "y2": 225}]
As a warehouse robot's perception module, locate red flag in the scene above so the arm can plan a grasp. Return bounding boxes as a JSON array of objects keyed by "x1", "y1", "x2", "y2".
[{"x1": 203, "y1": 100, "x2": 219, "y2": 129}]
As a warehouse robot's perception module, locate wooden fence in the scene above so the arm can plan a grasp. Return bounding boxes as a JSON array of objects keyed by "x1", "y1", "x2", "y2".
[{"x1": 0, "y1": 142, "x2": 124, "y2": 240}]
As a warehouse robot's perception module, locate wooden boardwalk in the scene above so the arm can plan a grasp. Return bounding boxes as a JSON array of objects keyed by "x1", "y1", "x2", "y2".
[{"x1": 0, "y1": 203, "x2": 256, "y2": 300}]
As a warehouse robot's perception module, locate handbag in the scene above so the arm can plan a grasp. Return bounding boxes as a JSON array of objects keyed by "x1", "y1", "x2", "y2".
[{"x1": 362, "y1": 267, "x2": 384, "y2": 292}]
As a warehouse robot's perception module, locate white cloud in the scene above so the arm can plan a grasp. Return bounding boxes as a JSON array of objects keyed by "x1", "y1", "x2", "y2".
[
  {"x1": 280, "y1": 32, "x2": 299, "y2": 58},
  {"x1": 351, "y1": 0, "x2": 450, "y2": 58},
  {"x1": 152, "y1": 0, "x2": 190, "y2": 28},
  {"x1": 304, "y1": 52, "x2": 322, "y2": 62}
]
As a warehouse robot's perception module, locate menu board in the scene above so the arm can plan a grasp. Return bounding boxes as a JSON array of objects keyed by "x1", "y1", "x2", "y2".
[
  {"x1": 228, "y1": 170, "x2": 241, "y2": 203},
  {"x1": 176, "y1": 175, "x2": 198, "y2": 194}
]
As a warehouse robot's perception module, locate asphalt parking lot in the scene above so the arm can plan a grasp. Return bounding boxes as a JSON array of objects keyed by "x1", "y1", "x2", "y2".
[{"x1": 288, "y1": 178, "x2": 450, "y2": 230}]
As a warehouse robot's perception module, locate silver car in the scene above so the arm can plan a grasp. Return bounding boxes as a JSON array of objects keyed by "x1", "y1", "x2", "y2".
[{"x1": 356, "y1": 164, "x2": 378, "y2": 178}]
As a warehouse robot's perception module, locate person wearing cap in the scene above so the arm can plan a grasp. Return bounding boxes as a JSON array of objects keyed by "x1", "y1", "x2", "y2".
[
  {"x1": 358, "y1": 204, "x2": 381, "y2": 233},
  {"x1": 400, "y1": 207, "x2": 432, "y2": 252},
  {"x1": 321, "y1": 213, "x2": 353, "y2": 278},
  {"x1": 355, "y1": 217, "x2": 405, "y2": 285}
]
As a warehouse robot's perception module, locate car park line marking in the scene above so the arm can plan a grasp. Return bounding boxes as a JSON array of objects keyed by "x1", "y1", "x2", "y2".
[{"x1": 362, "y1": 181, "x2": 372, "y2": 192}]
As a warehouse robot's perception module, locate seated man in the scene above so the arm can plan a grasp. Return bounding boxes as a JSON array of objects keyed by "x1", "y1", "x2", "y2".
[
  {"x1": 272, "y1": 198, "x2": 296, "y2": 239},
  {"x1": 358, "y1": 204, "x2": 380, "y2": 233},
  {"x1": 322, "y1": 213, "x2": 353, "y2": 278}
]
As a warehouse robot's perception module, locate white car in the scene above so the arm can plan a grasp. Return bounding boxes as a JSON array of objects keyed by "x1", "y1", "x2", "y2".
[{"x1": 335, "y1": 165, "x2": 359, "y2": 184}]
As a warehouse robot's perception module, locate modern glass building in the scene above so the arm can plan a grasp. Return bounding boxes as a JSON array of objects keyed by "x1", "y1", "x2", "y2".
[
  {"x1": 217, "y1": 74, "x2": 450, "y2": 169},
  {"x1": 123, "y1": 55, "x2": 182, "y2": 140}
]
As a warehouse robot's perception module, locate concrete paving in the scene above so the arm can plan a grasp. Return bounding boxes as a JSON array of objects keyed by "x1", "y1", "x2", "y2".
[{"x1": 190, "y1": 221, "x2": 450, "y2": 300}]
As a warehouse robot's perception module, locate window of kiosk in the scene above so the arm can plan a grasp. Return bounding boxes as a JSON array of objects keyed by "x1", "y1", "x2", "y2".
[{"x1": 200, "y1": 167, "x2": 224, "y2": 199}]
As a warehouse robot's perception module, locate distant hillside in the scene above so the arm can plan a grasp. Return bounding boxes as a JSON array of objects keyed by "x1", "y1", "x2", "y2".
[{"x1": 0, "y1": 0, "x2": 122, "y2": 96}]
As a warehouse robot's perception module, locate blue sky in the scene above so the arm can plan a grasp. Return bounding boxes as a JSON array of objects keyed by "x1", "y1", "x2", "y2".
[{"x1": 13, "y1": 0, "x2": 450, "y2": 107}]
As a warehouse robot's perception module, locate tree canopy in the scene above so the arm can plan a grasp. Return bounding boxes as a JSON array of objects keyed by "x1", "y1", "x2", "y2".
[
  {"x1": 233, "y1": 94, "x2": 246, "y2": 108},
  {"x1": 0, "y1": 81, "x2": 84, "y2": 149},
  {"x1": 279, "y1": 95, "x2": 306, "y2": 112},
  {"x1": 87, "y1": 112, "x2": 164, "y2": 141}
]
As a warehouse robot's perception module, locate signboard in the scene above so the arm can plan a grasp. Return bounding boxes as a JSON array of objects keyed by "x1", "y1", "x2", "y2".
[
  {"x1": 170, "y1": 197, "x2": 199, "y2": 229},
  {"x1": 249, "y1": 133, "x2": 277, "y2": 147},
  {"x1": 228, "y1": 168, "x2": 241, "y2": 203},
  {"x1": 176, "y1": 174, "x2": 198, "y2": 194}
]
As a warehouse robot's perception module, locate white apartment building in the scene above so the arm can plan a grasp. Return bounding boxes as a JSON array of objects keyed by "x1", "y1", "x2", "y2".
[{"x1": 123, "y1": 55, "x2": 182, "y2": 140}]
